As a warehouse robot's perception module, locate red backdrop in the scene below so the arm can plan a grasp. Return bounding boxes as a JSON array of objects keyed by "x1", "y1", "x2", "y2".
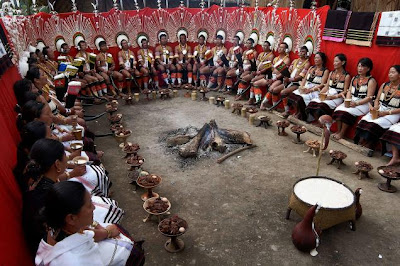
[{"x1": 0, "y1": 5, "x2": 399, "y2": 264}]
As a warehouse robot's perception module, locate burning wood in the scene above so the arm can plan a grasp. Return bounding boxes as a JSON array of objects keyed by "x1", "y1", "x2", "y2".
[{"x1": 178, "y1": 120, "x2": 252, "y2": 158}]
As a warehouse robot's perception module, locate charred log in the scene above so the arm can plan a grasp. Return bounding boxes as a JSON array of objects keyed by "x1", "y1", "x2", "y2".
[{"x1": 179, "y1": 120, "x2": 252, "y2": 158}]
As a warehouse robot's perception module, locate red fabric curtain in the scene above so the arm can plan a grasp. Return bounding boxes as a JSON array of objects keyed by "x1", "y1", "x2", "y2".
[{"x1": 0, "y1": 66, "x2": 31, "y2": 265}]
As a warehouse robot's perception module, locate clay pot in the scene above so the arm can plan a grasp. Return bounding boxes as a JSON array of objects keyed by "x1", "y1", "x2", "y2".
[
  {"x1": 355, "y1": 188, "x2": 362, "y2": 220},
  {"x1": 292, "y1": 204, "x2": 321, "y2": 253}
]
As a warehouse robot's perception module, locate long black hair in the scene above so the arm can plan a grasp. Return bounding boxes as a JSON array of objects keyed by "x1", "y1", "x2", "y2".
[
  {"x1": 358, "y1": 57, "x2": 373, "y2": 76},
  {"x1": 335, "y1": 53, "x2": 347, "y2": 70},
  {"x1": 24, "y1": 138, "x2": 65, "y2": 183},
  {"x1": 391, "y1": 65, "x2": 400, "y2": 74},
  {"x1": 16, "y1": 100, "x2": 45, "y2": 131},
  {"x1": 43, "y1": 181, "x2": 87, "y2": 230},
  {"x1": 316, "y1": 52, "x2": 327, "y2": 67},
  {"x1": 14, "y1": 121, "x2": 48, "y2": 192},
  {"x1": 14, "y1": 79, "x2": 34, "y2": 107},
  {"x1": 26, "y1": 67, "x2": 41, "y2": 82}
]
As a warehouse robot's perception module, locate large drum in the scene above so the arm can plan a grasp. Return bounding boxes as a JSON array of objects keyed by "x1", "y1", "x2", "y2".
[{"x1": 286, "y1": 176, "x2": 356, "y2": 230}]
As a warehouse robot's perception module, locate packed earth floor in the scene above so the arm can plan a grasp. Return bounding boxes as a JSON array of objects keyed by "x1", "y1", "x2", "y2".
[{"x1": 88, "y1": 92, "x2": 400, "y2": 265}]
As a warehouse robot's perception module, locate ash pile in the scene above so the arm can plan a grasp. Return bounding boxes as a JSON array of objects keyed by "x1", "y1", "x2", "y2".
[{"x1": 159, "y1": 120, "x2": 253, "y2": 168}]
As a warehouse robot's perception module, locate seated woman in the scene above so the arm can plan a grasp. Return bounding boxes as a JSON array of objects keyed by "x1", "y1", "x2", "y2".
[
  {"x1": 287, "y1": 52, "x2": 329, "y2": 120},
  {"x1": 35, "y1": 181, "x2": 144, "y2": 265},
  {"x1": 306, "y1": 53, "x2": 351, "y2": 121},
  {"x1": 354, "y1": 65, "x2": 400, "y2": 149},
  {"x1": 23, "y1": 139, "x2": 119, "y2": 258},
  {"x1": 332, "y1": 58, "x2": 377, "y2": 140},
  {"x1": 381, "y1": 123, "x2": 400, "y2": 166}
]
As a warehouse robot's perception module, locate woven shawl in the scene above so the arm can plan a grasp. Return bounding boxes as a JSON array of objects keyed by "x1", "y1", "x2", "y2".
[
  {"x1": 376, "y1": 11, "x2": 400, "y2": 47},
  {"x1": 345, "y1": 12, "x2": 379, "y2": 47},
  {"x1": 322, "y1": 10, "x2": 352, "y2": 42}
]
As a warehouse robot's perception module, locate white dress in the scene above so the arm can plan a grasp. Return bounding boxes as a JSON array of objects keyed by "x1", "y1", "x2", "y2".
[
  {"x1": 35, "y1": 225, "x2": 133, "y2": 266},
  {"x1": 292, "y1": 71, "x2": 324, "y2": 106},
  {"x1": 334, "y1": 77, "x2": 372, "y2": 117},
  {"x1": 309, "y1": 79, "x2": 345, "y2": 109}
]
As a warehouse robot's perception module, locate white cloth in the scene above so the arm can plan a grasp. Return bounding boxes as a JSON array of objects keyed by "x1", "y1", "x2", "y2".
[
  {"x1": 92, "y1": 196, "x2": 125, "y2": 224},
  {"x1": 359, "y1": 105, "x2": 400, "y2": 129},
  {"x1": 377, "y1": 11, "x2": 400, "y2": 37},
  {"x1": 310, "y1": 87, "x2": 344, "y2": 109},
  {"x1": 68, "y1": 164, "x2": 110, "y2": 197},
  {"x1": 35, "y1": 225, "x2": 133, "y2": 266},
  {"x1": 334, "y1": 95, "x2": 369, "y2": 117},
  {"x1": 293, "y1": 82, "x2": 320, "y2": 106}
]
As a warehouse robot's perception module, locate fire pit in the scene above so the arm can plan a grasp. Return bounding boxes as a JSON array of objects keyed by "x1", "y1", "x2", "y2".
[
  {"x1": 304, "y1": 140, "x2": 321, "y2": 157},
  {"x1": 231, "y1": 103, "x2": 243, "y2": 115},
  {"x1": 158, "y1": 215, "x2": 188, "y2": 253},
  {"x1": 353, "y1": 161, "x2": 373, "y2": 179},
  {"x1": 327, "y1": 150, "x2": 347, "y2": 169},
  {"x1": 291, "y1": 125, "x2": 307, "y2": 144},
  {"x1": 256, "y1": 115, "x2": 272, "y2": 128},
  {"x1": 215, "y1": 96, "x2": 225, "y2": 107},
  {"x1": 109, "y1": 113, "x2": 122, "y2": 124},
  {"x1": 276, "y1": 120, "x2": 290, "y2": 136},
  {"x1": 160, "y1": 89, "x2": 172, "y2": 100},
  {"x1": 377, "y1": 165, "x2": 400, "y2": 193},
  {"x1": 143, "y1": 197, "x2": 171, "y2": 223},
  {"x1": 136, "y1": 174, "x2": 162, "y2": 201}
]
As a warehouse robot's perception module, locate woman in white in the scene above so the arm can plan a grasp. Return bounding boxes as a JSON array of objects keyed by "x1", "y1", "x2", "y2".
[
  {"x1": 35, "y1": 181, "x2": 142, "y2": 266},
  {"x1": 332, "y1": 58, "x2": 377, "y2": 140},
  {"x1": 306, "y1": 53, "x2": 351, "y2": 121},
  {"x1": 354, "y1": 65, "x2": 400, "y2": 149},
  {"x1": 287, "y1": 52, "x2": 329, "y2": 120}
]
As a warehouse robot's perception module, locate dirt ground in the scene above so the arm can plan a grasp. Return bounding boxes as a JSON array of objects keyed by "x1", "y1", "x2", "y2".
[{"x1": 87, "y1": 91, "x2": 400, "y2": 265}]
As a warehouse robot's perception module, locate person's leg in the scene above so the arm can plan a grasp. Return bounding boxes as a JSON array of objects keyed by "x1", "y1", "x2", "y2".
[
  {"x1": 151, "y1": 67, "x2": 159, "y2": 89},
  {"x1": 217, "y1": 67, "x2": 226, "y2": 91},
  {"x1": 335, "y1": 122, "x2": 349, "y2": 140},
  {"x1": 169, "y1": 64, "x2": 177, "y2": 88},
  {"x1": 225, "y1": 68, "x2": 237, "y2": 92},
  {"x1": 121, "y1": 69, "x2": 132, "y2": 94},
  {"x1": 176, "y1": 64, "x2": 183, "y2": 86},
  {"x1": 140, "y1": 68, "x2": 149, "y2": 90},
  {"x1": 269, "y1": 80, "x2": 283, "y2": 107},
  {"x1": 187, "y1": 63, "x2": 193, "y2": 85},
  {"x1": 113, "y1": 71, "x2": 125, "y2": 94},
  {"x1": 99, "y1": 72, "x2": 112, "y2": 95},
  {"x1": 207, "y1": 67, "x2": 219, "y2": 90},
  {"x1": 192, "y1": 62, "x2": 198, "y2": 86},
  {"x1": 388, "y1": 145, "x2": 400, "y2": 166},
  {"x1": 200, "y1": 65, "x2": 210, "y2": 88},
  {"x1": 157, "y1": 64, "x2": 168, "y2": 88}
]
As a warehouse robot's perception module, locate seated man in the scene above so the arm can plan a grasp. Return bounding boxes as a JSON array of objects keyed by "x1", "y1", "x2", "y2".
[
  {"x1": 96, "y1": 40, "x2": 124, "y2": 96},
  {"x1": 243, "y1": 40, "x2": 274, "y2": 104},
  {"x1": 76, "y1": 40, "x2": 108, "y2": 97},
  {"x1": 137, "y1": 38, "x2": 158, "y2": 90},
  {"x1": 174, "y1": 32, "x2": 192, "y2": 87},
  {"x1": 58, "y1": 43, "x2": 89, "y2": 95},
  {"x1": 223, "y1": 35, "x2": 243, "y2": 93},
  {"x1": 253, "y1": 42, "x2": 291, "y2": 110},
  {"x1": 192, "y1": 33, "x2": 210, "y2": 88},
  {"x1": 274, "y1": 46, "x2": 310, "y2": 116},
  {"x1": 155, "y1": 33, "x2": 176, "y2": 88},
  {"x1": 118, "y1": 39, "x2": 141, "y2": 95},
  {"x1": 205, "y1": 35, "x2": 228, "y2": 91}
]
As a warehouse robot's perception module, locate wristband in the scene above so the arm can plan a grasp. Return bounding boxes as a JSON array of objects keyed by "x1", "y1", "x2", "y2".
[{"x1": 104, "y1": 227, "x2": 112, "y2": 238}]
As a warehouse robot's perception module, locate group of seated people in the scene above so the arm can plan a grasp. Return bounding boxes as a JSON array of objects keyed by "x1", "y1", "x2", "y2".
[{"x1": 14, "y1": 44, "x2": 145, "y2": 264}]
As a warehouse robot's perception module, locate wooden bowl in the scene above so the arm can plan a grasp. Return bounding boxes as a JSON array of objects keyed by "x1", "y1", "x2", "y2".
[{"x1": 143, "y1": 197, "x2": 171, "y2": 215}]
